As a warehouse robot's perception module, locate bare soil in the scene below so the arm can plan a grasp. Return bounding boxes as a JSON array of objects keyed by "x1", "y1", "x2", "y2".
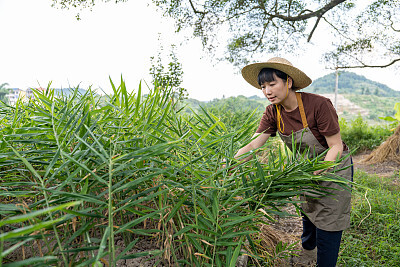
[{"x1": 352, "y1": 150, "x2": 400, "y2": 178}]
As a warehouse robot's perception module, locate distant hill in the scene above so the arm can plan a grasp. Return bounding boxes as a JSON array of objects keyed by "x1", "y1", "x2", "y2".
[
  {"x1": 304, "y1": 71, "x2": 400, "y2": 97},
  {"x1": 248, "y1": 95, "x2": 263, "y2": 100}
]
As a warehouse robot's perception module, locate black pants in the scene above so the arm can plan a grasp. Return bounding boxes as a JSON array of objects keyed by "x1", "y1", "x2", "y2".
[{"x1": 301, "y1": 215, "x2": 343, "y2": 267}]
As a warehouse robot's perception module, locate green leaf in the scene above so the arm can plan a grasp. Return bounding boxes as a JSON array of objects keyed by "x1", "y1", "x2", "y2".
[
  {"x1": 115, "y1": 208, "x2": 167, "y2": 234},
  {"x1": 0, "y1": 201, "x2": 80, "y2": 227},
  {"x1": 173, "y1": 225, "x2": 193, "y2": 238},
  {"x1": 196, "y1": 197, "x2": 217, "y2": 224},
  {"x1": 229, "y1": 237, "x2": 243, "y2": 267},
  {"x1": 1, "y1": 238, "x2": 35, "y2": 258},
  {"x1": 0, "y1": 219, "x2": 63, "y2": 240},
  {"x1": 165, "y1": 194, "x2": 189, "y2": 222},
  {"x1": 3, "y1": 256, "x2": 58, "y2": 267},
  {"x1": 378, "y1": 116, "x2": 397, "y2": 122},
  {"x1": 60, "y1": 151, "x2": 108, "y2": 185},
  {"x1": 94, "y1": 226, "x2": 110, "y2": 264},
  {"x1": 115, "y1": 238, "x2": 140, "y2": 261},
  {"x1": 394, "y1": 102, "x2": 400, "y2": 121},
  {"x1": 195, "y1": 121, "x2": 220, "y2": 145}
]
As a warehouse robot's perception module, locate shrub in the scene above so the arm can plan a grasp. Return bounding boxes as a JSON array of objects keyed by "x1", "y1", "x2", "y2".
[{"x1": 339, "y1": 115, "x2": 392, "y2": 153}]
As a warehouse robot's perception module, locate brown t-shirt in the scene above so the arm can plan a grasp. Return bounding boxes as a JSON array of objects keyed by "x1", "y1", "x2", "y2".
[{"x1": 256, "y1": 92, "x2": 342, "y2": 149}]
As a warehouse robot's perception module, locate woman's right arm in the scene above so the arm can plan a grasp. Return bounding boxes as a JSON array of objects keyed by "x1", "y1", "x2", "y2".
[{"x1": 234, "y1": 133, "x2": 271, "y2": 162}]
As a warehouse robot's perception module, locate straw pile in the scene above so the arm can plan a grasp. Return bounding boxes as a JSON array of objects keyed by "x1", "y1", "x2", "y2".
[{"x1": 362, "y1": 124, "x2": 400, "y2": 164}]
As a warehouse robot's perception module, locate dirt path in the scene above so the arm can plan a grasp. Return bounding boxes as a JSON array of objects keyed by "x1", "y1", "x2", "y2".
[{"x1": 352, "y1": 151, "x2": 400, "y2": 178}]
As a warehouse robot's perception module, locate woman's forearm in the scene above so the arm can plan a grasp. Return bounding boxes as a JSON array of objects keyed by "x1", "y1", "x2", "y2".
[
  {"x1": 324, "y1": 144, "x2": 343, "y2": 162},
  {"x1": 234, "y1": 144, "x2": 256, "y2": 162},
  {"x1": 234, "y1": 133, "x2": 271, "y2": 162}
]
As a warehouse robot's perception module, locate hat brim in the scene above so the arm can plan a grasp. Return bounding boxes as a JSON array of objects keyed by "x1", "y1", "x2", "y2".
[{"x1": 241, "y1": 62, "x2": 312, "y2": 90}]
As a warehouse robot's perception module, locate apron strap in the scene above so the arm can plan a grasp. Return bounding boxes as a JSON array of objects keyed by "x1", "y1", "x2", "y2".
[
  {"x1": 296, "y1": 92, "x2": 308, "y2": 128},
  {"x1": 276, "y1": 78, "x2": 290, "y2": 133}
]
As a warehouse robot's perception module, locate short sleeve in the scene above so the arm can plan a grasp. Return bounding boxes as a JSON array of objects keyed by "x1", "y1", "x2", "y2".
[
  {"x1": 256, "y1": 105, "x2": 278, "y2": 135},
  {"x1": 315, "y1": 98, "x2": 340, "y2": 136}
]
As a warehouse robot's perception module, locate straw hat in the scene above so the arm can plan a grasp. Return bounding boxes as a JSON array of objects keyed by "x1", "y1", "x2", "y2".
[{"x1": 241, "y1": 57, "x2": 312, "y2": 90}]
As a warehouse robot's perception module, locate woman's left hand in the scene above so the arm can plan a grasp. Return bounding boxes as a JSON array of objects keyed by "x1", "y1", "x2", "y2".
[
  {"x1": 313, "y1": 167, "x2": 332, "y2": 175},
  {"x1": 313, "y1": 169, "x2": 324, "y2": 175}
]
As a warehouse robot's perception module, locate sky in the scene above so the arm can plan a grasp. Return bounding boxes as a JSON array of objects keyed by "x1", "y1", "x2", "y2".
[{"x1": 1, "y1": 0, "x2": 399, "y2": 101}]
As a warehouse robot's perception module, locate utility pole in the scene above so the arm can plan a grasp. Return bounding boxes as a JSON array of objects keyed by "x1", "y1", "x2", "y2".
[{"x1": 334, "y1": 67, "x2": 339, "y2": 110}]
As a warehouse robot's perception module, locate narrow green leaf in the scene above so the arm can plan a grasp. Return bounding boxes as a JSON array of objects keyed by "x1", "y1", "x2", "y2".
[
  {"x1": 0, "y1": 201, "x2": 80, "y2": 227},
  {"x1": 172, "y1": 225, "x2": 193, "y2": 238},
  {"x1": 60, "y1": 151, "x2": 108, "y2": 185},
  {"x1": 115, "y1": 208, "x2": 167, "y2": 234},
  {"x1": 0, "y1": 219, "x2": 63, "y2": 240},
  {"x1": 165, "y1": 194, "x2": 189, "y2": 222},
  {"x1": 1, "y1": 238, "x2": 34, "y2": 258},
  {"x1": 196, "y1": 198, "x2": 216, "y2": 224},
  {"x1": 115, "y1": 238, "x2": 140, "y2": 261},
  {"x1": 94, "y1": 226, "x2": 110, "y2": 264},
  {"x1": 229, "y1": 238, "x2": 243, "y2": 267},
  {"x1": 3, "y1": 256, "x2": 58, "y2": 267}
]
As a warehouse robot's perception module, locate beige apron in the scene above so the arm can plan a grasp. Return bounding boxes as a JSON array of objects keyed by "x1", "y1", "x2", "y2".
[{"x1": 278, "y1": 93, "x2": 352, "y2": 231}]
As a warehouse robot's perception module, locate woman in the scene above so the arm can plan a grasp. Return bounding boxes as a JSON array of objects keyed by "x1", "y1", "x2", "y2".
[{"x1": 237, "y1": 57, "x2": 353, "y2": 267}]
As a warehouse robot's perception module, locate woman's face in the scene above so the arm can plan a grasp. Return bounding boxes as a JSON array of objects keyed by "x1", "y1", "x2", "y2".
[{"x1": 260, "y1": 73, "x2": 292, "y2": 104}]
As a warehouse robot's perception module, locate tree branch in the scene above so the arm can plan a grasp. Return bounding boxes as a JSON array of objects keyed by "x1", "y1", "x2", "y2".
[
  {"x1": 222, "y1": 7, "x2": 258, "y2": 23},
  {"x1": 388, "y1": 15, "x2": 400, "y2": 32},
  {"x1": 188, "y1": 0, "x2": 207, "y2": 14},
  {"x1": 269, "y1": 0, "x2": 346, "y2": 21},
  {"x1": 252, "y1": 21, "x2": 270, "y2": 52},
  {"x1": 337, "y1": 58, "x2": 400, "y2": 69},
  {"x1": 307, "y1": 15, "x2": 322, "y2": 42},
  {"x1": 288, "y1": 0, "x2": 292, "y2": 17},
  {"x1": 298, "y1": 9, "x2": 313, "y2": 16},
  {"x1": 323, "y1": 17, "x2": 355, "y2": 43}
]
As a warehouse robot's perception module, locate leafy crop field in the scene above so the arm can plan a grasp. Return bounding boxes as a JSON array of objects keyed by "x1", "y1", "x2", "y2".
[{"x1": 0, "y1": 81, "x2": 375, "y2": 266}]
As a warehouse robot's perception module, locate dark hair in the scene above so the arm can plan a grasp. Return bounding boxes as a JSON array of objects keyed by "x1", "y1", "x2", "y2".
[{"x1": 257, "y1": 68, "x2": 288, "y2": 86}]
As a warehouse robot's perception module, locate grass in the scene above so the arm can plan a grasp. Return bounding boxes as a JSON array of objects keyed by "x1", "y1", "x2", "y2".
[{"x1": 338, "y1": 170, "x2": 400, "y2": 266}]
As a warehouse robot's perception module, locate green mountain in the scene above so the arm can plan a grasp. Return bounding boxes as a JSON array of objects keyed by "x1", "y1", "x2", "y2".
[{"x1": 304, "y1": 71, "x2": 400, "y2": 97}]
